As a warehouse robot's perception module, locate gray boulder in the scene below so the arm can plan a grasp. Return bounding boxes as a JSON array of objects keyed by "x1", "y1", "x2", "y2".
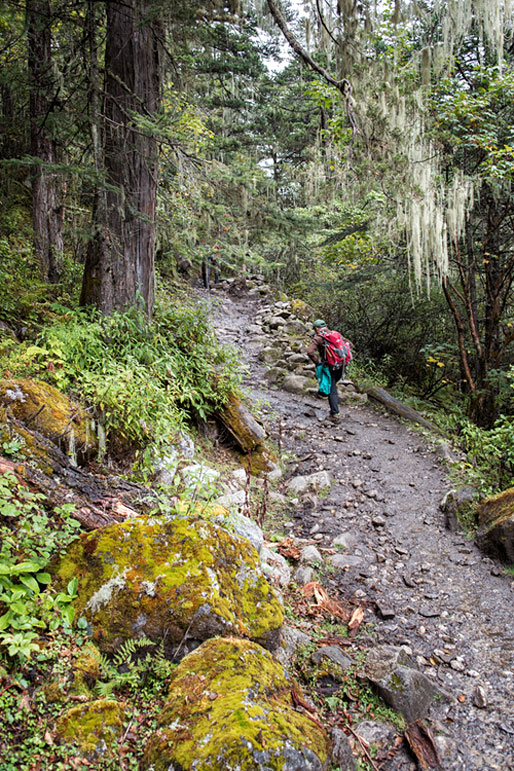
[
  {"x1": 215, "y1": 509, "x2": 264, "y2": 555},
  {"x1": 268, "y1": 315, "x2": 287, "y2": 329},
  {"x1": 181, "y1": 463, "x2": 220, "y2": 497},
  {"x1": 286, "y1": 471, "x2": 331, "y2": 496},
  {"x1": 300, "y1": 545, "x2": 323, "y2": 564},
  {"x1": 312, "y1": 646, "x2": 353, "y2": 670},
  {"x1": 264, "y1": 366, "x2": 287, "y2": 384},
  {"x1": 282, "y1": 374, "x2": 316, "y2": 394},
  {"x1": 364, "y1": 645, "x2": 438, "y2": 723},
  {"x1": 274, "y1": 625, "x2": 312, "y2": 669},
  {"x1": 331, "y1": 728, "x2": 356, "y2": 770},
  {"x1": 440, "y1": 486, "x2": 478, "y2": 532},
  {"x1": 261, "y1": 546, "x2": 292, "y2": 587},
  {"x1": 259, "y1": 347, "x2": 281, "y2": 364},
  {"x1": 294, "y1": 565, "x2": 314, "y2": 585}
]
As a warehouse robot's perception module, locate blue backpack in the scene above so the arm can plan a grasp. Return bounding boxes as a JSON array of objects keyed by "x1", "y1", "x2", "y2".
[{"x1": 316, "y1": 364, "x2": 331, "y2": 395}]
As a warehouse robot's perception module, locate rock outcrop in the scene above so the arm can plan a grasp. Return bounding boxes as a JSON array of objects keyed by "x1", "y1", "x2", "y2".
[
  {"x1": 0, "y1": 378, "x2": 97, "y2": 463},
  {"x1": 218, "y1": 391, "x2": 266, "y2": 451},
  {"x1": 475, "y1": 487, "x2": 514, "y2": 562},
  {"x1": 364, "y1": 645, "x2": 439, "y2": 723}
]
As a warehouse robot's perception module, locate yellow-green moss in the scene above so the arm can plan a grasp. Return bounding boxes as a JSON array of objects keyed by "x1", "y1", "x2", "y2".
[
  {"x1": 144, "y1": 637, "x2": 331, "y2": 771},
  {"x1": 42, "y1": 642, "x2": 102, "y2": 703},
  {"x1": 0, "y1": 406, "x2": 54, "y2": 474},
  {"x1": 56, "y1": 699, "x2": 125, "y2": 756},
  {"x1": 0, "y1": 378, "x2": 97, "y2": 462},
  {"x1": 218, "y1": 392, "x2": 266, "y2": 452},
  {"x1": 243, "y1": 443, "x2": 278, "y2": 474},
  {"x1": 479, "y1": 488, "x2": 514, "y2": 528},
  {"x1": 52, "y1": 514, "x2": 283, "y2": 653},
  {"x1": 290, "y1": 298, "x2": 314, "y2": 321}
]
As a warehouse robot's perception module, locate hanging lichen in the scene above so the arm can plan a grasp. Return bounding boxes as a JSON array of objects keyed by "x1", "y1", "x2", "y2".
[{"x1": 290, "y1": 0, "x2": 513, "y2": 287}]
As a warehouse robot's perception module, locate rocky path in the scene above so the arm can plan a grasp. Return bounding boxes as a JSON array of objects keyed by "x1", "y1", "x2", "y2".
[{"x1": 202, "y1": 285, "x2": 514, "y2": 770}]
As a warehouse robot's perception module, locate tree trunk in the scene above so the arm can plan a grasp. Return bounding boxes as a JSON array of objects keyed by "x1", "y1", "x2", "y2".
[
  {"x1": 80, "y1": 0, "x2": 162, "y2": 318},
  {"x1": 27, "y1": 0, "x2": 63, "y2": 283}
]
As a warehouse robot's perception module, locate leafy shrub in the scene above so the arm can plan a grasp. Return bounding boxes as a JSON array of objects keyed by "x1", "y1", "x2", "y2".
[
  {"x1": 0, "y1": 295, "x2": 241, "y2": 452},
  {"x1": 0, "y1": 472, "x2": 81, "y2": 661},
  {"x1": 439, "y1": 411, "x2": 514, "y2": 494}
]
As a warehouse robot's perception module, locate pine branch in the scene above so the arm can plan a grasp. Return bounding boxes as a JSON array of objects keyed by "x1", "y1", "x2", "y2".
[{"x1": 265, "y1": 0, "x2": 358, "y2": 134}]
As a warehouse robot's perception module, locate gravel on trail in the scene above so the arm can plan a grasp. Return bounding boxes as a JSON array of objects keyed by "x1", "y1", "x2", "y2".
[{"x1": 202, "y1": 285, "x2": 514, "y2": 771}]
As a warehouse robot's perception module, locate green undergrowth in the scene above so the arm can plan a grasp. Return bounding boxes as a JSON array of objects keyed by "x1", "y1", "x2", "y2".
[
  {"x1": 0, "y1": 632, "x2": 175, "y2": 770},
  {"x1": 0, "y1": 290, "x2": 242, "y2": 454},
  {"x1": 437, "y1": 411, "x2": 514, "y2": 495},
  {"x1": 0, "y1": 472, "x2": 81, "y2": 661}
]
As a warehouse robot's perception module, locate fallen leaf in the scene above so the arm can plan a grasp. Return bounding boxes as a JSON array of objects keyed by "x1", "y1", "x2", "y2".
[
  {"x1": 277, "y1": 537, "x2": 301, "y2": 561},
  {"x1": 111, "y1": 500, "x2": 137, "y2": 518},
  {"x1": 457, "y1": 694, "x2": 466, "y2": 703},
  {"x1": 300, "y1": 582, "x2": 351, "y2": 622},
  {"x1": 44, "y1": 730, "x2": 54, "y2": 745},
  {"x1": 348, "y1": 607, "x2": 364, "y2": 630}
]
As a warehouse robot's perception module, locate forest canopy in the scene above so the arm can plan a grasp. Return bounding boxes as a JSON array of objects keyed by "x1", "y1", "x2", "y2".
[{"x1": 1, "y1": 0, "x2": 514, "y2": 434}]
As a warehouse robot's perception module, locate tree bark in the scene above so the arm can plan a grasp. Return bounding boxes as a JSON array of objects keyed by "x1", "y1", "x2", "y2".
[
  {"x1": 80, "y1": 0, "x2": 162, "y2": 318},
  {"x1": 366, "y1": 386, "x2": 445, "y2": 435},
  {"x1": 27, "y1": 0, "x2": 63, "y2": 283}
]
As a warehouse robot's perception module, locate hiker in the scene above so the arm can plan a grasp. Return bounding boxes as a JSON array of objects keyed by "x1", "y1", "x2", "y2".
[
  {"x1": 211, "y1": 245, "x2": 221, "y2": 284},
  {"x1": 307, "y1": 319, "x2": 352, "y2": 423},
  {"x1": 201, "y1": 245, "x2": 221, "y2": 289}
]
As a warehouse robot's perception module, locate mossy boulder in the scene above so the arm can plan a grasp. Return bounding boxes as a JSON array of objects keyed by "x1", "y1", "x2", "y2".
[
  {"x1": 0, "y1": 406, "x2": 54, "y2": 474},
  {"x1": 476, "y1": 487, "x2": 514, "y2": 562},
  {"x1": 144, "y1": 637, "x2": 331, "y2": 771},
  {"x1": 0, "y1": 378, "x2": 97, "y2": 463},
  {"x1": 42, "y1": 641, "x2": 102, "y2": 703},
  {"x1": 290, "y1": 298, "x2": 314, "y2": 321},
  {"x1": 243, "y1": 443, "x2": 279, "y2": 474},
  {"x1": 56, "y1": 698, "x2": 125, "y2": 759},
  {"x1": 217, "y1": 391, "x2": 266, "y2": 452},
  {"x1": 52, "y1": 513, "x2": 284, "y2": 655}
]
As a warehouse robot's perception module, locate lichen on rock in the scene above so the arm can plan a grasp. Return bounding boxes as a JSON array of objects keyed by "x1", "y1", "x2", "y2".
[
  {"x1": 143, "y1": 636, "x2": 331, "y2": 771},
  {"x1": 476, "y1": 487, "x2": 514, "y2": 562},
  {"x1": 55, "y1": 698, "x2": 125, "y2": 759},
  {"x1": 0, "y1": 378, "x2": 97, "y2": 463},
  {"x1": 52, "y1": 512, "x2": 284, "y2": 655}
]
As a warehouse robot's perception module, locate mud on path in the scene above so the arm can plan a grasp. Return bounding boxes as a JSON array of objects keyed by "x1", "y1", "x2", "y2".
[{"x1": 201, "y1": 285, "x2": 514, "y2": 770}]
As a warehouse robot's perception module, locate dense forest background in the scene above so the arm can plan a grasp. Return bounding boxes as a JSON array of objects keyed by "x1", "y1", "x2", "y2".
[
  {"x1": 1, "y1": 0, "x2": 514, "y2": 481},
  {"x1": 1, "y1": 3, "x2": 514, "y2": 768}
]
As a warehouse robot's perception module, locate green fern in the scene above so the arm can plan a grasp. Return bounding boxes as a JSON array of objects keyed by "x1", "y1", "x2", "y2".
[{"x1": 94, "y1": 637, "x2": 175, "y2": 698}]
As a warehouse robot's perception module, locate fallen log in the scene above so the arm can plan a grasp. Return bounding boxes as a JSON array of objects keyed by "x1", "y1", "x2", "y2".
[
  {"x1": 0, "y1": 417, "x2": 156, "y2": 530},
  {"x1": 366, "y1": 386, "x2": 444, "y2": 435}
]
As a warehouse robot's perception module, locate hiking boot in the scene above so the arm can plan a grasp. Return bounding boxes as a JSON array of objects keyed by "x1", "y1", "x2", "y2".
[{"x1": 328, "y1": 413, "x2": 340, "y2": 424}]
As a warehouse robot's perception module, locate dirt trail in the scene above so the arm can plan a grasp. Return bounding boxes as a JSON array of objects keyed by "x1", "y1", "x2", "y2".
[{"x1": 203, "y1": 285, "x2": 514, "y2": 770}]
